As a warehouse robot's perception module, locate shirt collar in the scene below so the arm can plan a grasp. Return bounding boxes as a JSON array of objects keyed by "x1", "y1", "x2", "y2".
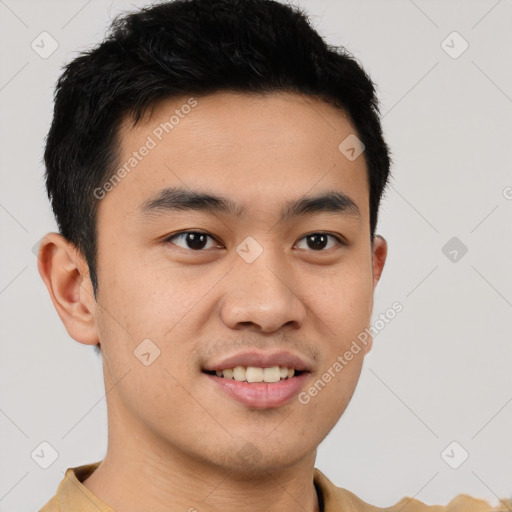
[{"x1": 56, "y1": 461, "x2": 114, "y2": 512}]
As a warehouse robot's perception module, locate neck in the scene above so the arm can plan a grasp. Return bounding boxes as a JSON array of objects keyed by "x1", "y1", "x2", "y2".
[
  {"x1": 82, "y1": 401, "x2": 320, "y2": 512},
  {"x1": 83, "y1": 447, "x2": 320, "y2": 512}
]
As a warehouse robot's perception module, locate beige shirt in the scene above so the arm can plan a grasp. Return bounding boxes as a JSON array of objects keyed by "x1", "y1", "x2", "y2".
[{"x1": 39, "y1": 461, "x2": 511, "y2": 512}]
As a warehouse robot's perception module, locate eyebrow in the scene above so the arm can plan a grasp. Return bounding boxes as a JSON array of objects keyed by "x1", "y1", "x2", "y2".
[{"x1": 138, "y1": 186, "x2": 361, "y2": 222}]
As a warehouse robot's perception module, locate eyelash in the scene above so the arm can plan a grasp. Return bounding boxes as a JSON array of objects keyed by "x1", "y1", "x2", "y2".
[{"x1": 163, "y1": 231, "x2": 346, "y2": 252}]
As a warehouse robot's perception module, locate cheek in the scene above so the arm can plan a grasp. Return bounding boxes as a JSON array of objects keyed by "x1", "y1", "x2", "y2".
[
  {"x1": 314, "y1": 256, "x2": 374, "y2": 336},
  {"x1": 96, "y1": 247, "x2": 191, "y2": 340},
  {"x1": 95, "y1": 251, "x2": 224, "y2": 388}
]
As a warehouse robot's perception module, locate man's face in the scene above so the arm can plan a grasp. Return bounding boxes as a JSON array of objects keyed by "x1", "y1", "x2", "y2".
[{"x1": 92, "y1": 91, "x2": 386, "y2": 472}]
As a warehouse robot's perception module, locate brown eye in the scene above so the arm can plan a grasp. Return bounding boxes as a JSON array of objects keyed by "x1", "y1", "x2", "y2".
[
  {"x1": 295, "y1": 233, "x2": 344, "y2": 251},
  {"x1": 165, "y1": 231, "x2": 219, "y2": 251}
]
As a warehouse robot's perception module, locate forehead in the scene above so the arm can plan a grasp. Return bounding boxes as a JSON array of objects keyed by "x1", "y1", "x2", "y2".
[{"x1": 102, "y1": 91, "x2": 369, "y2": 222}]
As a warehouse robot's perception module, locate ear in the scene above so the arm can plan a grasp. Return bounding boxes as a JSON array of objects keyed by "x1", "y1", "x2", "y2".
[
  {"x1": 363, "y1": 235, "x2": 388, "y2": 354},
  {"x1": 372, "y1": 235, "x2": 387, "y2": 289},
  {"x1": 37, "y1": 232, "x2": 99, "y2": 346}
]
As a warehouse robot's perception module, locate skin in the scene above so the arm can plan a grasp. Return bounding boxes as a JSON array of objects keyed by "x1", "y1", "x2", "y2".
[{"x1": 38, "y1": 91, "x2": 387, "y2": 512}]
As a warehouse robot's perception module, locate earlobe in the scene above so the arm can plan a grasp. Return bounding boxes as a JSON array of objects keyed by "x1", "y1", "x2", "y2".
[
  {"x1": 37, "y1": 232, "x2": 99, "y2": 346},
  {"x1": 372, "y1": 235, "x2": 387, "y2": 289}
]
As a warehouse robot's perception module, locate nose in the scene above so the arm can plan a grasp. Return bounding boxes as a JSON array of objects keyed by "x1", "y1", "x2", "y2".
[{"x1": 219, "y1": 248, "x2": 307, "y2": 334}]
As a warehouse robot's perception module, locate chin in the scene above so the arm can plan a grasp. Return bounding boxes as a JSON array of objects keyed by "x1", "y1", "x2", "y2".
[{"x1": 225, "y1": 438, "x2": 315, "y2": 476}]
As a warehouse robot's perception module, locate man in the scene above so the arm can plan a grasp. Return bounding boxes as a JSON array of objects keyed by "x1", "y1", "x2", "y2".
[{"x1": 37, "y1": 0, "x2": 510, "y2": 510}]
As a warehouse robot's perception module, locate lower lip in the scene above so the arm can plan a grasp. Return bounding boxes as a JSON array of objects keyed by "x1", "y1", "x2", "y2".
[{"x1": 205, "y1": 372, "x2": 309, "y2": 409}]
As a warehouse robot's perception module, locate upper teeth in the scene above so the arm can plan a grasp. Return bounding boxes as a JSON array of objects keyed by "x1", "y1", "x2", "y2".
[{"x1": 214, "y1": 366, "x2": 295, "y2": 383}]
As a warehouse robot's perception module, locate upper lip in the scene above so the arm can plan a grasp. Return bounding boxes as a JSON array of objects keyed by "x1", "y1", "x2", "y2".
[{"x1": 203, "y1": 350, "x2": 311, "y2": 372}]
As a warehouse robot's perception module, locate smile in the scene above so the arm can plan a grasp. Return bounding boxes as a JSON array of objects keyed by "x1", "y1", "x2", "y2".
[{"x1": 203, "y1": 367, "x2": 309, "y2": 409}]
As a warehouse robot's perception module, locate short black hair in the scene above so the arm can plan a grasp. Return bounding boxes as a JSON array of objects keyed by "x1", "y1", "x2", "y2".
[{"x1": 44, "y1": 0, "x2": 391, "y2": 303}]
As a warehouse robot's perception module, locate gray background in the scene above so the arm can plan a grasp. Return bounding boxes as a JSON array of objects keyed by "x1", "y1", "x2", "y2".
[{"x1": 1, "y1": 0, "x2": 511, "y2": 510}]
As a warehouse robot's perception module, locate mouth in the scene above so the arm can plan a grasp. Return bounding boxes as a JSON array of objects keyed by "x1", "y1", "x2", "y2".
[{"x1": 202, "y1": 351, "x2": 311, "y2": 408}]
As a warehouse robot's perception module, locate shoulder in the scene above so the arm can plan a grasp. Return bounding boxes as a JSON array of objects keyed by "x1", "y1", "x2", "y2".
[
  {"x1": 39, "y1": 494, "x2": 59, "y2": 512},
  {"x1": 389, "y1": 493, "x2": 511, "y2": 512},
  {"x1": 313, "y1": 468, "x2": 512, "y2": 512}
]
